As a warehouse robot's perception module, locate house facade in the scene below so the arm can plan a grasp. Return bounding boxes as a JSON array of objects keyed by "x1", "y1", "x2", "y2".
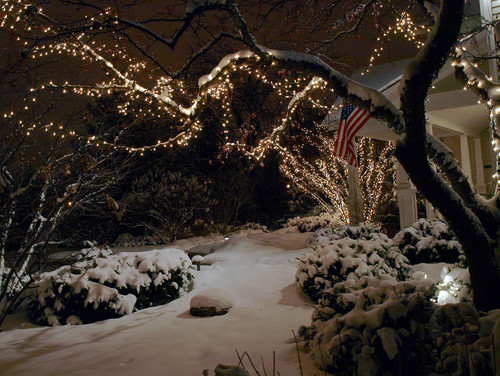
[{"x1": 326, "y1": 0, "x2": 499, "y2": 229}]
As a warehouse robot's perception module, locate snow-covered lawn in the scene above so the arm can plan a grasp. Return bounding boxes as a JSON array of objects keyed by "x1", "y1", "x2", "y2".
[{"x1": 0, "y1": 228, "x2": 322, "y2": 376}]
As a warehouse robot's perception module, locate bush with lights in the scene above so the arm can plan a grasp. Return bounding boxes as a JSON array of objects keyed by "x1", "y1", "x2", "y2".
[
  {"x1": 28, "y1": 245, "x2": 193, "y2": 326},
  {"x1": 296, "y1": 224, "x2": 494, "y2": 375}
]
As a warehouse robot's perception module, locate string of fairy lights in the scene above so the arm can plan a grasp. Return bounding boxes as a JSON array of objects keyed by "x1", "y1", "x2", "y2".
[
  {"x1": 452, "y1": 45, "x2": 500, "y2": 185},
  {"x1": 7, "y1": 0, "x2": 486, "y2": 212},
  {"x1": 361, "y1": 12, "x2": 430, "y2": 76},
  {"x1": 357, "y1": 137, "x2": 395, "y2": 220},
  {"x1": 280, "y1": 131, "x2": 395, "y2": 223},
  {"x1": 0, "y1": 0, "x2": 432, "y2": 156}
]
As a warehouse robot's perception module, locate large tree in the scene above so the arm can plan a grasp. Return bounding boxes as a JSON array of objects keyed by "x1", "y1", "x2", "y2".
[{"x1": 2, "y1": 0, "x2": 500, "y2": 310}]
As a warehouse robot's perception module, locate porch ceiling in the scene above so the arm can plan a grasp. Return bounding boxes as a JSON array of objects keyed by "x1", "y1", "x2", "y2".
[{"x1": 328, "y1": 30, "x2": 492, "y2": 141}]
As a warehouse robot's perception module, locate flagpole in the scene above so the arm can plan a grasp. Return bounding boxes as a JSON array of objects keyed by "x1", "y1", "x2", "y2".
[
  {"x1": 334, "y1": 101, "x2": 370, "y2": 225},
  {"x1": 347, "y1": 163, "x2": 363, "y2": 225}
]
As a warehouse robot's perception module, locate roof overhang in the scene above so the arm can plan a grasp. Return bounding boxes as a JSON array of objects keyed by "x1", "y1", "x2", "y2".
[{"x1": 324, "y1": 30, "x2": 491, "y2": 140}]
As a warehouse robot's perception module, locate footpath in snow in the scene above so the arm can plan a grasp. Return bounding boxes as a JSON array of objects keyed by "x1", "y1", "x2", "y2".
[{"x1": 0, "y1": 228, "x2": 320, "y2": 376}]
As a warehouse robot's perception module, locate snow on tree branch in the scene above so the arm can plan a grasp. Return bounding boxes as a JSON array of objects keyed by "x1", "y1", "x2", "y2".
[
  {"x1": 453, "y1": 45, "x2": 500, "y2": 200},
  {"x1": 423, "y1": 0, "x2": 439, "y2": 21}
]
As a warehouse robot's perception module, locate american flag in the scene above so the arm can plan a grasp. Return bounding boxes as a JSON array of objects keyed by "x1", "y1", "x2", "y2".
[{"x1": 333, "y1": 102, "x2": 371, "y2": 166}]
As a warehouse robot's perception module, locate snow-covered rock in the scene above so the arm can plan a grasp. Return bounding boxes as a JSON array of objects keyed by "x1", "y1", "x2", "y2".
[
  {"x1": 214, "y1": 364, "x2": 248, "y2": 376},
  {"x1": 190, "y1": 288, "x2": 234, "y2": 317}
]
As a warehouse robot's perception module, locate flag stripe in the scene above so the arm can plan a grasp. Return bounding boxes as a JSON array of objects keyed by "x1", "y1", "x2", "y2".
[
  {"x1": 336, "y1": 119, "x2": 349, "y2": 157},
  {"x1": 333, "y1": 102, "x2": 371, "y2": 166},
  {"x1": 347, "y1": 142, "x2": 358, "y2": 167},
  {"x1": 346, "y1": 109, "x2": 370, "y2": 140}
]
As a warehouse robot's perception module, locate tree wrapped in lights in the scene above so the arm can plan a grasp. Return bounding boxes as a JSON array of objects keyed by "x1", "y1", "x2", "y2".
[
  {"x1": 280, "y1": 131, "x2": 395, "y2": 224},
  {"x1": 2, "y1": 0, "x2": 500, "y2": 312}
]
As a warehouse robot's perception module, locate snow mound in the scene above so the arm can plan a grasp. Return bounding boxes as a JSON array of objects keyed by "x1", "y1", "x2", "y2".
[{"x1": 190, "y1": 288, "x2": 234, "y2": 316}]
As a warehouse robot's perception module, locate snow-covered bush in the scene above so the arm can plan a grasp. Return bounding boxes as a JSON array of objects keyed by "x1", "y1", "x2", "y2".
[
  {"x1": 434, "y1": 303, "x2": 500, "y2": 375},
  {"x1": 0, "y1": 265, "x2": 27, "y2": 310},
  {"x1": 113, "y1": 232, "x2": 170, "y2": 247},
  {"x1": 393, "y1": 218, "x2": 465, "y2": 265},
  {"x1": 285, "y1": 211, "x2": 345, "y2": 233},
  {"x1": 296, "y1": 223, "x2": 479, "y2": 375},
  {"x1": 236, "y1": 222, "x2": 269, "y2": 232},
  {"x1": 28, "y1": 245, "x2": 193, "y2": 325},
  {"x1": 306, "y1": 223, "x2": 391, "y2": 247},
  {"x1": 297, "y1": 269, "x2": 489, "y2": 375},
  {"x1": 296, "y1": 236, "x2": 412, "y2": 302},
  {"x1": 299, "y1": 277, "x2": 437, "y2": 375},
  {"x1": 74, "y1": 243, "x2": 113, "y2": 261}
]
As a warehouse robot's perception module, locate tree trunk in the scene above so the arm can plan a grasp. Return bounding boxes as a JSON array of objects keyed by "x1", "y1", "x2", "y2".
[
  {"x1": 396, "y1": 139, "x2": 500, "y2": 311},
  {"x1": 392, "y1": 0, "x2": 500, "y2": 311}
]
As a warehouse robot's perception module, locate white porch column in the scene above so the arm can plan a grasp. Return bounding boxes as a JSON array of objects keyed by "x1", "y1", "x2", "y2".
[
  {"x1": 474, "y1": 137, "x2": 487, "y2": 194},
  {"x1": 479, "y1": 0, "x2": 498, "y2": 81},
  {"x1": 396, "y1": 162, "x2": 418, "y2": 230},
  {"x1": 347, "y1": 164, "x2": 363, "y2": 225},
  {"x1": 425, "y1": 124, "x2": 437, "y2": 219},
  {"x1": 459, "y1": 134, "x2": 473, "y2": 182}
]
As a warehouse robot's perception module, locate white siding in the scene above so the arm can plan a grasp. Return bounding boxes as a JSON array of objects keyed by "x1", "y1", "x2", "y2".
[{"x1": 493, "y1": 0, "x2": 500, "y2": 19}]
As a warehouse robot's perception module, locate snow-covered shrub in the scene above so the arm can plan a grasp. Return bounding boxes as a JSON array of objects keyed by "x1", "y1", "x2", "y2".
[
  {"x1": 393, "y1": 218, "x2": 465, "y2": 265},
  {"x1": 74, "y1": 243, "x2": 113, "y2": 261},
  {"x1": 28, "y1": 246, "x2": 193, "y2": 325},
  {"x1": 307, "y1": 223, "x2": 391, "y2": 247},
  {"x1": 296, "y1": 236, "x2": 477, "y2": 375},
  {"x1": 300, "y1": 275, "x2": 498, "y2": 375},
  {"x1": 236, "y1": 222, "x2": 269, "y2": 232},
  {"x1": 285, "y1": 211, "x2": 344, "y2": 233},
  {"x1": 113, "y1": 232, "x2": 168, "y2": 247},
  {"x1": 296, "y1": 237, "x2": 412, "y2": 302},
  {"x1": 0, "y1": 265, "x2": 27, "y2": 308},
  {"x1": 434, "y1": 303, "x2": 500, "y2": 375},
  {"x1": 298, "y1": 277, "x2": 437, "y2": 375}
]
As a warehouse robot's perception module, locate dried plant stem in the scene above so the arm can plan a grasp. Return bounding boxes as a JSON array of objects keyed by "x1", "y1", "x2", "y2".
[
  {"x1": 273, "y1": 351, "x2": 276, "y2": 376},
  {"x1": 236, "y1": 350, "x2": 261, "y2": 376},
  {"x1": 292, "y1": 330, "x2": 304, "y2": 376}
]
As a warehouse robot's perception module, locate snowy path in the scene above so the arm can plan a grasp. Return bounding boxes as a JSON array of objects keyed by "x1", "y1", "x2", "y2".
[{"x1": 0, "y1": 229, "x2": 321, "y2": 376}]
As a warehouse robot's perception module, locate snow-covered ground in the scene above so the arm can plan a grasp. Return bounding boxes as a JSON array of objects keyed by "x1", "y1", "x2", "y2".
[{"x1": 0, "y1": 228, "x2": 323, "y2": 376}]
